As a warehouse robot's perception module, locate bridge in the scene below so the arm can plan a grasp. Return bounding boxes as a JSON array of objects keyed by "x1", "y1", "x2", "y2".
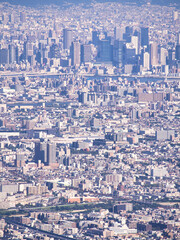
[{"x1": 0, "y1": 71, "x2": 179, "y2": 80}]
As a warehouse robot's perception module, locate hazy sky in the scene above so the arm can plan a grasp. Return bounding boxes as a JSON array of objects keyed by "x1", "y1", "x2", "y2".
[{"x1": 0, "y1": 0, "x2": 179, "y2": 7}]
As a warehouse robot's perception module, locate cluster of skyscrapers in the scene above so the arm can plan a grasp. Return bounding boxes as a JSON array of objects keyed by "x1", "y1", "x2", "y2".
[{"x1": 0, "y1": 10, "x2": 179, "y2": 75}]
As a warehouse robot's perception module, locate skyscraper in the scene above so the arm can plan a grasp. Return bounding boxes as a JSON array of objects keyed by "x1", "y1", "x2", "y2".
[
  {"x1": 0, "y1": 49, "x2": 9, "y2": 65},
  {"x1": 176, "y1": 33, "x2": 180, "y2": 61},
  {"x1": 92, "y1": 31, "x2": 99, "y2": 46},
  {"x1": 131, "y1": 36, "x2": 139, "y2": 55},
  {"x1": 177, "y1": 33, "x2": 180, "y2": 45},
  {"x1": 8, "y1": 44, "x2": 16, "y2": 64},
  {"x1": 150, "y1": 42, "x2": 158, "y2": 66},
  {"x1": 15, "y1": 46, "x2": 19, "y2": 64},
  {"x1": 47, "y1": 143, "x2": 56, "y2": 165},
  {"x1": 70, "y1": 41, "x2": 81, "y2": 66},
  {"x1": 97, "y1": 39, "x2": 113, "y2": 63},
  {"x1": 160, "y1": 47, "x2": 168, "y2": 65},
  {"x1": 114, "y1": 27, "x2": 125, "y2": 41},
  {"x1": 35, "y1": 142, "x2": 47, "y2": 164},
  {"x1": 24, "y1": 41, "x2": 33, "y2": 60},
  {"x1": 113, "y1": 40, "x2": 125, "y2": 67},
  {"x1": 176, "y1": 45, "x2": 180, "y2": 61},
  {"x1": 143, "y1": 52, "x2": 150, "y2": 69},
  {"x1": 81, "y1": 44, "x2": 92, "y2": 63},
  {"x1": 78, "y1": 91, "x2": 88, "y2": 104},
  {"x1": 63, "y1": 29, "x2": 73, "y2": 50},
  {"x1": 50, "y1": 44, "x2": 60, "y2": 58},
  {"x1": 35, "y1": 141, "x2": 56, "y2": 166},
  {"x1": 123, "y1": 26, "x2": 133, "y2": 42},
  {"x1": 134, "y1": 30, "x2": 141, "y2": 54},
  {"x1": 141, "y1": 27, "x2": 149, "y2": 47}
]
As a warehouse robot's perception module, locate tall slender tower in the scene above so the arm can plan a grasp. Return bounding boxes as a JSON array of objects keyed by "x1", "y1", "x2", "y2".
[
  {"x1": 176, "y1": 33, "x2": 180, "y2": 60},
  {"x1": 92, "y1": 31, "x2": 99, "y2": 46},
  {"x1": 70, "y1": 41, "x2": 81, "y2": 66},
  {"x1": 35, "y1": 141, "x2": 56, "y2": 166},
  {"x1": 24, "y1": 41, "x2": 33, "y2": 60},
  {"x1": 143, "y1": 52, "x2": 150, "y2": 69},
  {"x1": 150, "y1": 42, "x2": 158, "y2": 66},
  {"x1": 47, "y1": 143, "x2": 56, "y2": 165},
  {"x1": 141, "y1": 27, "x2": 149, "y2": 47},
  {"x1": 113, "y1": 40, "x2": 125, "y2": 67},
  {"x1": 81, "y1": 44, "x2": 92, "y2": 63},
  {"x1": 8, "y1": 44, "x2": 16, "y2": 64},
  {"x1": 114, "y1": 27, "x2": 125, "y2": 41},
  {"x1": 63, "y1": 29, "x2": 73, "y2": 50}
]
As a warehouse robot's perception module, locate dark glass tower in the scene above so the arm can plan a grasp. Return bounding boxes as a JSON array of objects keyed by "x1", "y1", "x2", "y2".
[
  {"x1": 97, "y1": 39, "x2": 113, "y2": 62},
  {"x1": 35, "y1": 142, "x2": 56, "y2": 166},
  {"x1": 92, "y1": 31, "x2": 99, "y2": 46},
  {"x1": 141, "y1": 27, "x2": 149, "y2": 47},
  {"x1": 113, "y1": 40, "x2": 125, "y2": 67}
]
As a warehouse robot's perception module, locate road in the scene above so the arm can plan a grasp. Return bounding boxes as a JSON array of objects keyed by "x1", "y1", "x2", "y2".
[{"x1": 0, "y1": 71, "x2": 179, "y2": 80}]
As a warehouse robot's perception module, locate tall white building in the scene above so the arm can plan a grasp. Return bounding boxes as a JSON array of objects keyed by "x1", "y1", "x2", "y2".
[{"x1": 143, "y1": 52, "x2": 150, "y2": 70}]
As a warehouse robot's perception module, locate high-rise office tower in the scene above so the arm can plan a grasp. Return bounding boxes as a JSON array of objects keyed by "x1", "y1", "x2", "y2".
[
  {"x1": 49, "y1": 29, "x2": 56, "y2": 38},
  {"x1": 123, "y1": 26, "x2": 133, "y2": 42},
  {"x1": 8, "y1": 44, "x2": 16, "y2": 64},
  {"x1": 47, "y1": 143, "x2": 56, "y2": 165},
  {"x1": 160, "y1": 47, "x2": 168, "y2": 65},
  {"x1": 35, "y1": 142, "x2": 56, "y2": 166},
  {"x1": 42, "y1": 47, "x2": 48, "y2": 59},
  {"x1": 113, "y1": 40, "x2": 125, "y2": 67},
  {"x1": 92, "y1": 31, "x2": 99, "y2": 46},
  {"x1": 134, "y1": 30, "x2": 141, "y2": 54},
  {"x1": 131, "y1": 36, "x2": 139, "y2": 55},
  {"x1": 167, "y1": 49, "x2": 175, "y2": 65},
  {"x1": 125, "y1": 46, "x2": 136, "y2": 64},
  {"x1": 143, "y1": 52, "x2": 150, "y2": 69},
  {"x1": 176, "y1": 33, "x2": 180, "y2": 61},
  {"x1": 176, "y1": 45, "x2": 180, "y2": 61},
  {"x1": 150, "y1": 42, "x2": 158, "y2": 66},
  {"x1": 70, "y1": 41, "x2": 81, "y2": 66},
  {"x1": 81, "y1": 44, "x2": 92, "y2": 63},
  {"x1": 114, "y1": 27, "x2": 125, "y2": 41},
  {"x1": 97, "y1": 39, "x2": 113, "y2": 63},
  {"x1": 28, "y1": 55, "x2": 36, "y2": 66},
  {"x1": 50, "y1": 44, "x2": 60, "y2": 58},
  {"x1": 20, "y1": 12, "x2": 26, "y2": 23},
  {"x1": 36, "y1": 51, "x2": 42, "y2": 64},
  {"x1": 0, "y1": 48, "x2": 9, "y2": 64},
  {"x1": 177, "y1": 33, "x2": 180, "y2": 45},
  {"x1": 63, "y1": 29, "x2": 73, "y2": 50},
  {"x1": 141, "y1": 27, "x2": 149, "y2": 47},
  {"x1": 35, "y1": 142, "x2": 47, "y2": 164},
  {"x1": 15, "y1": 153, "x2": 25, "y2": 167},
  {"x1": 15, "y1": 46, "x2": 19, "y2": 64},
  {"x1": 78, "y1": 91, "x2": 88, "y2": 104},
  {"x1": 24, "y1": 41, "x2": 33, "y2": 60}
]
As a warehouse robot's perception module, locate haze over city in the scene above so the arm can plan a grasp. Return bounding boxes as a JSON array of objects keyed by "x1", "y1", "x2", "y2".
[{"x1": 0, "y1": 0, "x2": 179, "y2": 239}]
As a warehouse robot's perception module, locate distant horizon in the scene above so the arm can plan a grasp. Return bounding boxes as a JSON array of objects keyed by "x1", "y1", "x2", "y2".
[{"x1": 0, "y1": 0, "x2": 179, "y2": 8}]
